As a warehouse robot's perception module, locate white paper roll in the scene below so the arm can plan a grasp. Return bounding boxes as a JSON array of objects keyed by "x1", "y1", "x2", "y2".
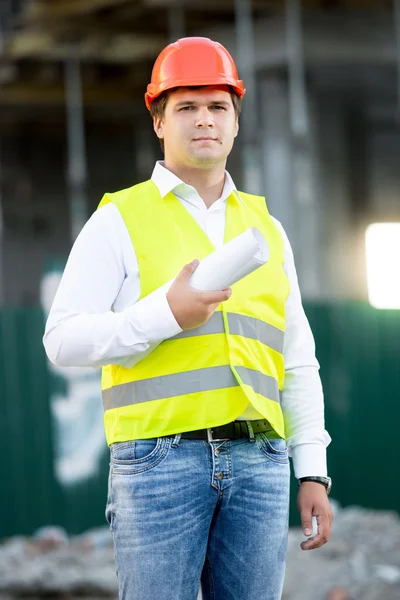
[{"x1": 189, "y1": 227, "x2": 269, "y2": 291}]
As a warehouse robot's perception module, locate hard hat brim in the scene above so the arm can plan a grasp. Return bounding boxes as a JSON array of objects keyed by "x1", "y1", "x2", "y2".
[{"x1": 145, "y1": 76, "x2": 246, "y2": 110}]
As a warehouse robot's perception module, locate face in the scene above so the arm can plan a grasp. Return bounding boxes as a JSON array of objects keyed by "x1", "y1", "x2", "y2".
[{"x1": 153, "y1": 86, "x2": 239, "y2": 169}]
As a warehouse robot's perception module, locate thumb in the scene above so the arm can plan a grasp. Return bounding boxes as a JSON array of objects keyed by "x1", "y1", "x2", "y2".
[
  {"x1": 301, "y1": 510, "x2": 313, "y2": 537},
  {"x1": 177, "y1": 259, "x2": 199, "y2": 281}
]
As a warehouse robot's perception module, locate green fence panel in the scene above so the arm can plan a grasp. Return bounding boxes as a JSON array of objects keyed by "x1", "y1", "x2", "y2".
[
  {"x1": 0, "y1": 302, "x2": 399, "y2": 537},
  {"x1": 289, "y1": 301, "x2": 400, "y2": 522},
  {"x1": 0, "y1": 308, "x2": 56, "y2": 538}
]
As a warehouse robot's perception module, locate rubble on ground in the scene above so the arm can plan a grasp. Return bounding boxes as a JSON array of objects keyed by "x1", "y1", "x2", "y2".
[
  {"x1": 283, "y1": 503, "x2": 400, "y2": 600},
  {"x1": 0, "y1": 504, "x2": 399, "y2": 599}
]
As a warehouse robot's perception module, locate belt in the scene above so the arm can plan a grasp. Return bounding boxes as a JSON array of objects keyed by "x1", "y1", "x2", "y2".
[{"x1": 175, "y1": 419, "x2": 274, "y2": 442}]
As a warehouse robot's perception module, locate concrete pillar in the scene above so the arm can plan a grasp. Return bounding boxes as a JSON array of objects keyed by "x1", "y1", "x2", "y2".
[
  {"x1": 168, "y1": 1, "x2": 185, "y2": 42},
  {"x1": 65, "y1": 55, "x2": 88, "y2": 243},
  {"x1": 135, "y1": 112, "x2": 158, "y2": 182},
  {"x1": 285, "y1": 0, "x2": 322, "y2": 298},
  {"x1": 316, "y1": 100, "x2": 354, "y2": 299},
  {"x1": 260, "y1": 75, "x2": 296, "y2": 249},
  {"x1": 395, "y1": 0, "x2": 400, "y2": 120},
  {"x1": 0, "y1": 0, "x2": 10, "y2": 304},
  {"x1": 0, "y1": 139, "x2": 4, "y2": 305},
  {"x1": 234, "y1": 0, "x2": 263, "y2": 195}
]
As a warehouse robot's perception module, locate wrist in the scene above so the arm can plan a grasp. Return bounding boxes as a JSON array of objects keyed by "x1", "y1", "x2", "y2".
[{"x1": 298, "y1": 476, "x2": 332, "y2": 495}]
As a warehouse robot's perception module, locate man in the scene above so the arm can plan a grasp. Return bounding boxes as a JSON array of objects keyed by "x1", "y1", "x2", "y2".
[{"x1": 44, "y1": 37, "x2": 332, "y2": 600}]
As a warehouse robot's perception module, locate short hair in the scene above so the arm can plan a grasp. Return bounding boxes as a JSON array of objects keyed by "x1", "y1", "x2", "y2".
[{"x1": 150, "y1": 86, "x2": 242, "y2": 152}]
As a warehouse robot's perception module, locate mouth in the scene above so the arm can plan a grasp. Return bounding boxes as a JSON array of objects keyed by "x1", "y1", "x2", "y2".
[{"x1": 193, "y1": 137, "x2": 218, "y2": 141}]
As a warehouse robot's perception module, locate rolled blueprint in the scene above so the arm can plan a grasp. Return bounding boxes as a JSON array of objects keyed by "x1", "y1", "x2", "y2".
[{"x1": 189, "y1": 227, "x2": 269, "y2": 291}]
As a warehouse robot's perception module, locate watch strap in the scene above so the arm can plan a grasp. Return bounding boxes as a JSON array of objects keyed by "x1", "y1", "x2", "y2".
[{"x1": 298, "y1": 476, "x2": 331, "y2": 494}]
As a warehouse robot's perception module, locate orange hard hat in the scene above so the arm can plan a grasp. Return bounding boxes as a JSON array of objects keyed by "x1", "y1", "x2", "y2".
[{"x1": 145, "y1": 37, "x2": 246, "y2": 110}]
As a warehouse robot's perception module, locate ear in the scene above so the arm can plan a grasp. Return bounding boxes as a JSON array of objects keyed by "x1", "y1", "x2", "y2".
[
  {"x1": 153, "y1": 116, "x2": 164, "y2": 140},
  {"x1": 234, "y1": 117, "x2": 239, "y2": 138}
]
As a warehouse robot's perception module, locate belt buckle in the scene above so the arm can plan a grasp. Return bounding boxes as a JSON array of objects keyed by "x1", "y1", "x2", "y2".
[{"x1": 207, "y1": 428, "x2": 230, "y2": 443}]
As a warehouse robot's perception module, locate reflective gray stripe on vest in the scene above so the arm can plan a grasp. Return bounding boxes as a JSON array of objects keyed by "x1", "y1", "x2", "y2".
[
  {"x1": 171, "y1": 312, "x2": 284, "y2": 354},
  {"x1": 171, "y1": 312, "x2": 225, "y2": 339},
  {"x1": 235, "y1": 366, "x2": 279, "y2": 404},
  {"x1": 228, "y1": 314, "x2": 284, "y2": 354},
  {"x1": 102, "y1": 365, "x2": 280, "y2": 411}
]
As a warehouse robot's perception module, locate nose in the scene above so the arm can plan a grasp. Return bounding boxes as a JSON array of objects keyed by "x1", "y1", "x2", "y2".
[{"x1": 195, "y1": 108, "x2": 214, "y2": 129}]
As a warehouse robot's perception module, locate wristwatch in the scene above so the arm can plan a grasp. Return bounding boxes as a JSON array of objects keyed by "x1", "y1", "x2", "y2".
[{"x1": 298, "y1": 476, "x2": 332, "y2": 495}]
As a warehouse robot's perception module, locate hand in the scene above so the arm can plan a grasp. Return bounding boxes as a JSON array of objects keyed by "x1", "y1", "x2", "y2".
[
  {"x1": 167, "y1": 260, "x2": 232, "y2": 330},
  {"x1": 297, "y1": 481, "x2": 333, "y2": 550}
]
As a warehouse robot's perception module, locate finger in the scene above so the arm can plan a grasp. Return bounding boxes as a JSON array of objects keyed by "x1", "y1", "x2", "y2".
[
  {"x1": 199, "y1": 288, "x2": 232, "y2": 305},
  {"x1": 301, "y1": 513, "x2": 330, "y2": 550},
  {"x1": 300, "y1": 530, "x2": 328, "y2": 551},
  {"x1": 317, "y1": 512, "x2": 332, "y2": 544},
  {"x1": 300, "y1": 509, "x2": 313, "y2": 538},
  {"x1": 176, "y1": 260, "x2": 199, "y2": 282}
]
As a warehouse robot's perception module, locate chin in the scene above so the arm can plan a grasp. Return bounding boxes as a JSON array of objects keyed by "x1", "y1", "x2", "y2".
[
  {"x1": 192, "y1": 150, "x2": 223, "y2": 162},
  {"x1": 192, "y1": 157, "x2": 222, "y2": 168}
]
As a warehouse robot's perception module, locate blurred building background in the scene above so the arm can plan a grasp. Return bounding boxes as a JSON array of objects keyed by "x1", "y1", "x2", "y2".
[
  {"x1": 0, "y1": 0, "x2": 399, "y2": 551},
  {"x1": 0, "y1": 0, "x2": 399, "y2": 306}
]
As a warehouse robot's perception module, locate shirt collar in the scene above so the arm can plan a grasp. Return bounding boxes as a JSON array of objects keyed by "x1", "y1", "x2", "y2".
[{"x1": 151, "y1": 160, "x2": 241, "y2": 206}]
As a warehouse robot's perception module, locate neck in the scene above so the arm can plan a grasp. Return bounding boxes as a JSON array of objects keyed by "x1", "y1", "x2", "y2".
[{"x1": 164, "y1": 160, "x2": 226, "y2": 208}]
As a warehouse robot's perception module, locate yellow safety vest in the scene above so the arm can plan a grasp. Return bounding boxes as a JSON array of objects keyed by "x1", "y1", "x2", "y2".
[{"x1": 98, "y1": 180, "x2": 290, "y2": 445}]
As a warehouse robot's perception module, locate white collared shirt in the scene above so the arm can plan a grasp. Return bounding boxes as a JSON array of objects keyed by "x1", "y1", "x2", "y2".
[{"x1": 43, "y1": 161, "x2": 331, "y2": 478}]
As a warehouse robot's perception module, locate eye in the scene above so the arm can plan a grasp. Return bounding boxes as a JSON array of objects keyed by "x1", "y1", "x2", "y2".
[
  {"x1": 179, "y1": 106, "x2": 194, "y2": 111},
  {"x1": 211, "y1": 105, "x2": 226, "y2": 111}
]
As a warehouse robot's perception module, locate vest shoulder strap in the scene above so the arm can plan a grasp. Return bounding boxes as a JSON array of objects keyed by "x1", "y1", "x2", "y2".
[
  {"x1": 236, "y1": 190, "x2": 271, "y2": 216},
  {"x1": 97, "y1": 180, "x2": 155, "y2": 211}
]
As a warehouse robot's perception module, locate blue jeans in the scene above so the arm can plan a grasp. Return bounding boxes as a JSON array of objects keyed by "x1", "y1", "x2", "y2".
[{"x1": 105, "y1": 428, "x2": 290, "y2": 600}]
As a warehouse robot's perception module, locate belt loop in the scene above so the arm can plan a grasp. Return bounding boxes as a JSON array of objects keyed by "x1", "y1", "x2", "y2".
[
  {"x1": 171, "y1": 433, "x2": 181, "y2": 447},
  {"x1": 246, "y1": 420, "x2": 255, "y2": 442}
]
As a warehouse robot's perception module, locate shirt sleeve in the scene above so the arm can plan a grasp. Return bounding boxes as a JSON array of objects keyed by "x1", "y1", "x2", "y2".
[
  {"x1": 272, "y1": 218, "x2": 332, "y2": 479},
  {"x1": 43, "y1": 204, "x2": 182, "y2": 369}
]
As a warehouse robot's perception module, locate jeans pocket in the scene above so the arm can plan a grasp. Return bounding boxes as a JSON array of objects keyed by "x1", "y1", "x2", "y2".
[
  {"x1": 105, "y1": 465, "x2": 114, "y2": 530},
  {"x1": 111, "y1": 437, "x2": 171, "y2": 474},
  {"x1": 255, "y1": 433, "x2": 289, "y2": 464}
]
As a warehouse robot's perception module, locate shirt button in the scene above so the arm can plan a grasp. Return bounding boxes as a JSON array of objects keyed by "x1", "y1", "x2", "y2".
[
  {"x1": 215, "y1": 449, "x2": 220, "y2": 455},
  {"x1": 217, "y1": 472, "x2": 224, "y2": 480}
]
